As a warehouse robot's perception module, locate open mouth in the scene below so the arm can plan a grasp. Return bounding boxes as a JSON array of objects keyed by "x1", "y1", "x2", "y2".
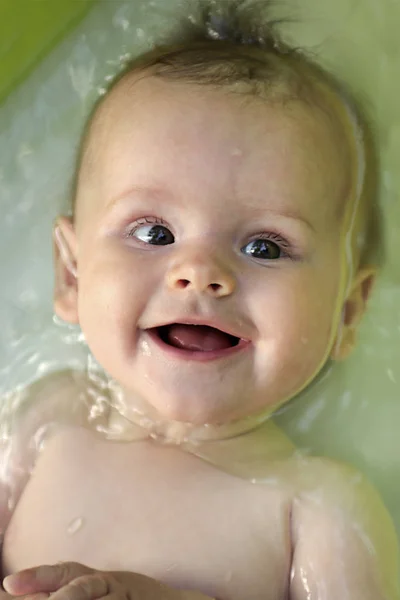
[{"x1": 152, "y1": 324, "x2": 241, "y2": 353}]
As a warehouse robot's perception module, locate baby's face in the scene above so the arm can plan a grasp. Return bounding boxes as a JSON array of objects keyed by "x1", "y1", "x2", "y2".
[{"x1": 56, "y1": 75, "x2": 359, "y2": 424}]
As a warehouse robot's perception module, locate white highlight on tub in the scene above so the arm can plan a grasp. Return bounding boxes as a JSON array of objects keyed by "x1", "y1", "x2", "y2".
[
  {"x1": 387, "y1": 368, "x2": 396, "y2": 383},
  {"x1": 340, "y1": 390, "x2": 352, "y2": 410},
  {"x1": 296, "y1": 396, "x2": 327, "y2": 433}
]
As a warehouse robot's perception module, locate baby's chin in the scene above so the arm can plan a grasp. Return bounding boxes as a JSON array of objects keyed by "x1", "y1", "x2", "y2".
[{"x1": 111, "y1": 374, "x2": 305, "y2": 428}]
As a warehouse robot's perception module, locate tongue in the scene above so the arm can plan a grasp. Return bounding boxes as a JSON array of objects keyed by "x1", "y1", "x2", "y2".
[{"x1": 165, "y1": 324, "x2": 235, "y2": 352}]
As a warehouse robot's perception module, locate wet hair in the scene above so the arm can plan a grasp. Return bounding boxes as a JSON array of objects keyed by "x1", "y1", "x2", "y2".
[{"x1": 72, "y1": 0, "x2": 382, "y2": 267}]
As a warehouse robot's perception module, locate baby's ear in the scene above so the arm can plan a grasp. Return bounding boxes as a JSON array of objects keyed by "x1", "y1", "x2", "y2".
[
  {"x1": 330, "y1": 266, "x2": 377, "y2": 361},
  {"x1": 53, "y1": 216, "x2": 79, "y2": 323}
]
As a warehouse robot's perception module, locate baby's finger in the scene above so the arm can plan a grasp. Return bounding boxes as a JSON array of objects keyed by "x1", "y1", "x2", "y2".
[
  {"x1": 4, "y1": 564, "x2": 94, "y2": 595},
  {"x1": 48, "y1": 575, "x2": 110, "y2": 600},
  {"x1": 57, "y1": 593, "x2": 123, "y2": 600}
]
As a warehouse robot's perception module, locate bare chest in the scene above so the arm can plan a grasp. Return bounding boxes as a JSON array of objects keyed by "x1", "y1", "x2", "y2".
[{"x1": 2, "y1": 429, "x2": 292, "y2": 600}]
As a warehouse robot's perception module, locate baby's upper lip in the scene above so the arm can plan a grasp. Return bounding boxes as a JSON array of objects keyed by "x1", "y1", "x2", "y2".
[{"x1": 146, "y1": 316, "x2": 252, "y2": 342}]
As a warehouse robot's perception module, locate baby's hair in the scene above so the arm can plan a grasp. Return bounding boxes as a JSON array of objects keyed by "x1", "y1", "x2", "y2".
[{"x1": 72, "y1": 0, "x2": 381, "y2": 267}]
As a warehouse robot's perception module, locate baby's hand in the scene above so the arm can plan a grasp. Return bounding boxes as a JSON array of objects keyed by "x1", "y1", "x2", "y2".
[
  {"x1": 3, "y1": 562, "x2": 213, "y2": 600},
  {"x1": 3, "y1": 562, "x2": 92, "y2": 597}
]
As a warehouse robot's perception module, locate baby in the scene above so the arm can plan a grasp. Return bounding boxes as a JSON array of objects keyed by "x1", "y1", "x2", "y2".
[{"x1": 0, "y1": 1, "x2": 398, "y2": 599}]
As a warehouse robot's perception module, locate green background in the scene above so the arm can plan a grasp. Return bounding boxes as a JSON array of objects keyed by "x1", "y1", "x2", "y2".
[{"x1": 0, "y1": 0, "x2": 97, "y2": 104}]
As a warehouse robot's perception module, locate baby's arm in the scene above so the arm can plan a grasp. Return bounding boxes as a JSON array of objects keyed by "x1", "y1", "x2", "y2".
[{"x1": 289, "y1": 459, "x2": 400, "y2": 599}]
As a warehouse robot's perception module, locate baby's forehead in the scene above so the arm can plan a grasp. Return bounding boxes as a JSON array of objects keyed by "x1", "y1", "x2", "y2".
[
  {"x1": 92, "y1": 68, "x2": 355, "y2": 149},
  {"x1": 76, "y1": 69, "x2": 359, "y2": 222}
]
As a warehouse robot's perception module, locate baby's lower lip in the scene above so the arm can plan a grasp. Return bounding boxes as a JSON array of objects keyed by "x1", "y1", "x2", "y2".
[{"x1": 145, "y1": 328, "x2": 251, "y2": 362}]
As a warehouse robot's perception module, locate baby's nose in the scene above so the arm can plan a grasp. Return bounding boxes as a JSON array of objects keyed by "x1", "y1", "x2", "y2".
[{"x1": 165, "y1": 253, "x2": 236, "y2": 298}]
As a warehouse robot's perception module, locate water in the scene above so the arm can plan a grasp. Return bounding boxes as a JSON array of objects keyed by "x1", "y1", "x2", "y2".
[
  {"x1": 0, "y1": 0, "x2": 399, "y2": 539},
  {"x1": 67, "y1": 517, "x2": 85, "y2": 535}
]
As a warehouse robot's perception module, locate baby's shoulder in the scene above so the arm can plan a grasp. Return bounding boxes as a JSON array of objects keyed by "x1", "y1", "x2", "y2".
[
  {"x1": 285, "y1": 455, "x2": 399, "y2": 597},
  {"x1": 0, "y1": 369, "x2": 103, "y2": 534},
  {"x1": 0, "y1": 369, "x2": 109, "y2": 492},
  {"x1": 288, "y1": 454, "x2": 383, "y2": 514},
  {"x1": 289, "y1": 456, "x2": 395, "y2": 558},
  {"x1": 1, "y1": 369, "x2": 105, "y2": 439}
]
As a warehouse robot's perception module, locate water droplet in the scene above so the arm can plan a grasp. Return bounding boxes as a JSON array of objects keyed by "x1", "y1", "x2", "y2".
[
  {"x1": 119, "y1": 53, "x2": 131, "y2": 63},
  {"x1": 67, "y1": 517, "x2": 84, "y2": 535},
  {"x1": 139, "y1": 337, "x2": 151, "y2": 357}
]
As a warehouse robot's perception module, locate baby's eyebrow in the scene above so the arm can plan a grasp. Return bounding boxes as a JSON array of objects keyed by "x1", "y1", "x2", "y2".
[
  {"x1": 240, "y1": 205, "x2": 317, "y2": 234},
  {"x1": 106, "y1": 184, "x2": 175, "y2": 209},
  {"x1": 105, "y1": 185, "x2": 316, "y2": 233}
]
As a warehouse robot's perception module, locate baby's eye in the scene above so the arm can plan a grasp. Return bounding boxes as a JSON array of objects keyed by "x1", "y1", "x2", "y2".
[
  {"x1": 128, "y1": 222, "x2": 174, "y2": 246},
  {"x1": 241, "y1": 238, "x2": 282, "y2": 260}
]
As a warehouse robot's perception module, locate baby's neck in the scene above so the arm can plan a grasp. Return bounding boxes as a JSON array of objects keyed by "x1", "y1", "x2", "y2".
[
  {"x1": 104, "y1": 378, "x2": 273, "y2": 446},
  {"x1": 84, "y1": 373, "x2": 296, "y2": 480}
]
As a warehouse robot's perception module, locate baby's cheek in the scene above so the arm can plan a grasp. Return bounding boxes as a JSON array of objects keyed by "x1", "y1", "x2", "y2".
[
  {"x1": 296, "y1": 291, "x2": 336, "y2": 347},
  {"x1": 272, "y1": 277, "x2": 338, "y2": 369},
  {"x1": 77, "y1": 266, "x2": 124, "y2": 342}
]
